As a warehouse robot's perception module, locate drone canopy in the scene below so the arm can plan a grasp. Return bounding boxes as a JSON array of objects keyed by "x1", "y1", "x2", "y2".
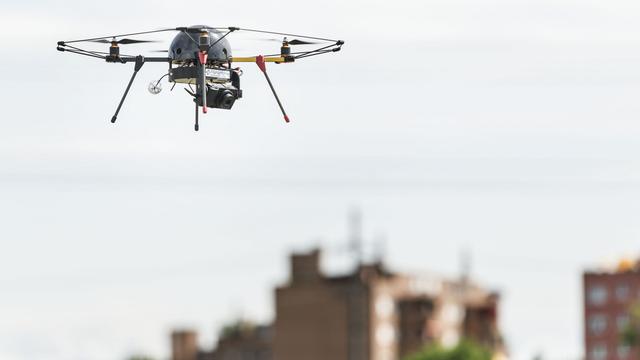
[{"x1": 169, "y1": 26, "x2": 232, "y2": 63}]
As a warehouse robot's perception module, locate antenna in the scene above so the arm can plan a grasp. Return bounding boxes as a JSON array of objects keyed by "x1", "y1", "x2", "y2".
[
  {"x1": 460, "y1": 248, "x2": 472, "y2": 284},
  {"x1": 348, "y1": 207, "x2": 363, "y2": 265},
  {"x1": 373, "y1": 231, "x2": 387, "y2": 264}
]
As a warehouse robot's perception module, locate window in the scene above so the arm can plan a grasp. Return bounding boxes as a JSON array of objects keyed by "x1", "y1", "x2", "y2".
[
  {"x1": 441, "y1": 303, "x2": 463, "y2": 323},
  {"x1": 589, "y1": 285, "x2": 608, "y2": 305},
  {"x1": 618, "y1": 345, "x2": 631, "y2": 359},
  {"x1": 616, "y1": 284, "x2": 630, "y2": 301},
  {"x1": 375, "y1": 323, "x2": 396, "y2": 346},
  {"x1": 590, "y1": 344, "x2": 607, "y2": 360},
  {"x1": 375, "y1": 296, "x2": 394, "y2": 318},
  {"x1": 617, "y1": 314, "x2": 630, "y2": 331},
  {"x1": 588, "y1": 314, "x2": 607, "y2": 336}
]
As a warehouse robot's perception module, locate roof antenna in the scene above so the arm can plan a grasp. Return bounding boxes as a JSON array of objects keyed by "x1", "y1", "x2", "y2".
[
  {"x1": 373, "y1": 231, "x2": 387, "y2": 264},
  {"x1": 348, "y1": 207, "x2": 363, "y2": 266},
  {"x1": 460, "y1": 247, "x2": 472, "y2": 285}
]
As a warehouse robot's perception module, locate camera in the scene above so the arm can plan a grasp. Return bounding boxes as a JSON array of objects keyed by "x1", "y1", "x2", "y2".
[
  {"x1": 170, "y1": 66, "x2": 242, "y2": 110},
  {"x1": 203, "y1": 86, "x2": 242, "y2": 110}
]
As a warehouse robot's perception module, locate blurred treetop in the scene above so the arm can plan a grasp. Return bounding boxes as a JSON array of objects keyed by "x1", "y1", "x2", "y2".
[{"x1": 404, "y1": 340, "x2": 493, "y2": 360}]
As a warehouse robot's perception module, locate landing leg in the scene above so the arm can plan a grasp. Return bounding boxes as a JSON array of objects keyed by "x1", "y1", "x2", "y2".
[
  {"x1": 194, "y1": 101, "x2": 199, "y2": 131},
  {"x1": 111, "y1": 55, "x2": 145, "y2": 123},
  {"x1": 255, "y1": 55, "x2": 290, "y2": 123}
]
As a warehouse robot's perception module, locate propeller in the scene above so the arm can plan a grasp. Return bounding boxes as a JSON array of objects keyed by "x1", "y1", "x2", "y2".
[
  {"x1": 288, "y1": 39, "x2": 318, "y2": 45},
  {"x1": 90, "y1": 38, "x2": 157, "y2": 45},
  {"x1": 259, "y1": 37, "x2": 320, "y2": 45}
]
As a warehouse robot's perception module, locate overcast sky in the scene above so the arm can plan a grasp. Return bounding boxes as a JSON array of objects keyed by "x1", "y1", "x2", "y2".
[{"x1": 2, "y1": 0, "x2": 640, "y2": 359}]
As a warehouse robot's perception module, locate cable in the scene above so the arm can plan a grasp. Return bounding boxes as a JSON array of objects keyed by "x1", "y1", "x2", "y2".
[
  {"x1": 67, "y1": 50, "x2": 105, "y2": 60},
  {"x1": 260, "y1": 41, "x2": 343, "y2": 58},
  {"x1": 295, "y1": 50, "x2": 336, "y2": 60},
  {"x1": 292, "y1": 42, "x2": 342, "y2": 59},
  {"x1": 236, "y1": 27, "x2": 339, "y2": 43},
  {"x1": 63, "y1": 28, "x2": 177, "y2": 44},
  {"x1": 179, "y1": 29, "x2": 199, "y2": 47},
  {"x1": 62, "y1": 26, "x2": 340, "y2": 45},
  {"x1": 154, "y1": 73, "x2": 169, "y2": 87},
  {"x1": 64, "y1": 44, "x2": 107, "y2": 57},
  {"x1": 207, "y1": 28, "x2": 236, "y2": 52}
]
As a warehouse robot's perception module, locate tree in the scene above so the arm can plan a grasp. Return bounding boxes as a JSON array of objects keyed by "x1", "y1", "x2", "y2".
[
  {"x1": 219, "y1": 319, "x2": 257, "y2": 340},
  {"x1": 404, "y1": 340, "x2": 493, "y2": 360},
  {"x1": 620, "y1": 302, "x2": 640, "y2": 356},
  {"x1": 126, "y1": 356, "x2": 155, "y2": 360}
]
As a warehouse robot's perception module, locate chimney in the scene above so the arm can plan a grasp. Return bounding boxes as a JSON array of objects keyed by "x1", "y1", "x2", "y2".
[
  {"x1": 290, "y1": 248, "x2": 322, "y2": 285},
  {"x1": 171, "y1": 330, "x2": 198, "y2": 360}
]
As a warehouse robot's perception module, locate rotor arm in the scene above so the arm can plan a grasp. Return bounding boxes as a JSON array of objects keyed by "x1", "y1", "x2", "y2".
[
  {"x1": 230, "y1": 56, "x2": 286, "y2": 63},
  {"x1": 57, "y1": 42, "x2": 109, "y2": 61},
  {"x1": 285, "y1": 40, "x2": 344, "y2": 60},
  {"x1": 230, "y1": 40, "x2": 343, "y2": 65},
  {"x1": 117, "y1": 56, "x2": 171, "y2": 63},
  {"x1": 57, "y1": 42, "x2": 171, "y2": 63}
]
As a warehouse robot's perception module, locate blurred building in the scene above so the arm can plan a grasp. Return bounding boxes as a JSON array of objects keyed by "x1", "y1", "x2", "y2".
[
  {"x1": 172, "y1": 330, "x2": 199, "y2": 360},
  {"x1": 274, "y1": 249, "x2": 500, "y2": 360},
  {"x1": 172, "y1": 248, "x2": 501, "y2": 360},
  {"x1": 172, "y1": 324, "x2": 272, "y2": 360},
  {"x1": 583, "y1": 259, "x2": 640, "y2": 360}
]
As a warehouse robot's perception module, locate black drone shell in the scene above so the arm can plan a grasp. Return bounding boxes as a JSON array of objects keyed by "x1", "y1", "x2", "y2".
[{"x1": 168, "y1": 26, "x2": 232, "y2": 62}]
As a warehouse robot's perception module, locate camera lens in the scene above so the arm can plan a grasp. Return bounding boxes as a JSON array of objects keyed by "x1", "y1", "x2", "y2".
[{"x1": 219, "y1": 91, "x2": 235, "y2": 108}]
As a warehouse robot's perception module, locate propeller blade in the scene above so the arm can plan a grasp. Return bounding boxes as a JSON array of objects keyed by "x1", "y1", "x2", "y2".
[
  {"x1": 117, "y1": 38, "x2": 157, "y2": 44},
  {"x1": 288, "y1": 39, "x2": 318, "y2": 45},
  {"x1": 151, "y1": 50, "x2": 169, "y2": 53},
  {"x1": 89, "y1": 38, "x2": 157, "y2": 45},
  {"x1": 256, "y1": 38, "x2": 320, "y2": 45}
]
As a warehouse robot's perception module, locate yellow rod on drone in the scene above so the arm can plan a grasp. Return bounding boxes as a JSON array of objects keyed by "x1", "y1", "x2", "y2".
[{"x1": 230, "y1": 56, "x2": 286, "y2": 63}]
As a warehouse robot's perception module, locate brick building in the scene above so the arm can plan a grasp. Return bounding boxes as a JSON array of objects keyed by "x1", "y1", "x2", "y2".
[
  {"x1": 583, "y1": 261, "x2": 640, "y2": 360},
  {"x1": 172, "y1": 330, "x2": 199, "y2": 360},
  {"x1": 172, "y1": 324, "x2": 272, "y2": 360},
  {"x1": 172, "y1": 248, "x2": 502, "y2": 360},
  {"x1": 274, "y1": 249, "x2": 501, "y2": 360}
]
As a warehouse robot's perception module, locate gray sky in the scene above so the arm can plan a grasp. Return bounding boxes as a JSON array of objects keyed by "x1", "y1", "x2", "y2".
[{"x1": 2, "y1": 0, "x2": 640, "y2": 359}]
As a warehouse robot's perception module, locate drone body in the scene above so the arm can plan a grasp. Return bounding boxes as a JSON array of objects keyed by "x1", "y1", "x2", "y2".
[
  {"x1": 167, "y1": 26, "x2": 240, "y2": 115},
  {"x1": 57, "y1": 25, "x2": 343, "y2": 131}
]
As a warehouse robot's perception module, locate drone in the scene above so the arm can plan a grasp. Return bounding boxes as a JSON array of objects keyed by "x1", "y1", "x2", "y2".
[{"x1": 57, "y1": 26, "x2": 344, "y2": 131}]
